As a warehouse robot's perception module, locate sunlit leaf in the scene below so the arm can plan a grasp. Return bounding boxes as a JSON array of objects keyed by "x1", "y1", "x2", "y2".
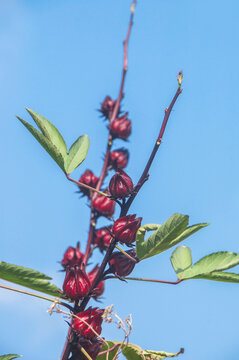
[
  {"x1": 0, "y1": 261, "x2": 61, "y2": 297},
  {"x1": 25, "y1": 108, "x2": 67, "y2": 159},
  {"x1": 182, "y1": 251, "x2": 239, "y2": 280},
  {"x1": 97, "y1": 341, "x2": 182, "y2": 360},
  {"x1": 170, "y1": 246, "x2": 192, "y2": 279},
  {"x1": 136, "y1": 213, "x2": 208, "y2": 260},
  {"x1": 17, "y1": 116, "x2": 65, "y2": 171},
  {"x1": 65, "y1": 134, "x2": 90, "y2": 173},
  {"x1": 0, "y1": 355, "x2": 21, "y2": 360}
]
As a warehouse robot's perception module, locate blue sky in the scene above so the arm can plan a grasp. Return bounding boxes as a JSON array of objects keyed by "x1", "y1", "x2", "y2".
[{"x1": 1, "y1": 0, "x2": 239, "y2": 359}]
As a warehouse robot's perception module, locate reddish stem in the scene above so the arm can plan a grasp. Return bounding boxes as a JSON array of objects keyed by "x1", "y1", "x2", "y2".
[
  {"x1": 66, "y1": 174, "x2": 108, "y2": 197},
  {"x1": 60, "y1": 326, "x2": 73, "y2": 360},
  {"x1": 124, "y1": 277, "x2": 183, "y2": 285},
  {"x1": 82, "y1": 3, "x2": 135, "y2": 269},
  {"x1": 122, "y1": 84, "x2": 182, "y2": 215}
]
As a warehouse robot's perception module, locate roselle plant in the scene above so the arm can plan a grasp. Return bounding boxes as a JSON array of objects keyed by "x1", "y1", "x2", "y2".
[{"x1": 1, "y1": 2, "x2": 239, "y2": 360}]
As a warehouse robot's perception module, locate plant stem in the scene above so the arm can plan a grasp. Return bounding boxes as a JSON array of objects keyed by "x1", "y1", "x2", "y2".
[
  {"x1": 79, "y1": 3, "x2": 136, "y2": 312},
  {"x1": 115, "y1": 245, "x2": 138, "y2": 263},
  {"x1": 66, "y1": 174, "x2": 108, "y2": 197},
  {"x1": 124, "y1": 277, "x2": 183, "y2": 285},
  {"x1": 122, "y1": 80, "x2": 182, "y2": 215},
  {"x1": 0, "y1": 284, "x2": 73, "y2": 310}
]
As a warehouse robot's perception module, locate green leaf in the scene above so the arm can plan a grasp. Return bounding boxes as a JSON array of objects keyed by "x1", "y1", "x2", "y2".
[
  {"x1": 65, "y1": 134, "x2": 90, "y2": 173},
  {"x1": 17, "y1": 116, "x2": 65, "y2": 171},
  {"x1": 182, "y1": 251, "x2": 239, "y2": 280},
  {"x1": 25, "y1": 108, "x2": 67, "y2": 159},
  {"x1": 142, "y1": 349, "x2": 183, "y2": 360},
  {"x1": 0, "y1": 355, "x2": 21, "y2": 360},
  {"x1": 136, "y1": 213, "x2": 209, "y2": 260},
  {"x1": 0, "y1": 262, "x2": 51, "y2": 280},
  {"x1": 97, "y1": 342, "x2": 182, "y2": 360},
  {"x1": 194, "y1": 271, "x2": 239, "y2": 283},
  {"x1": 170, "y1": 246, "x2": 192, "y2": 279},
  {"x1": 0, "y1": 261, "x2": 61, "y2": 297}
]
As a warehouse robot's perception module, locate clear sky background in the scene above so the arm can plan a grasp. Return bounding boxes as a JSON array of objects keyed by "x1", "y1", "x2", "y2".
[{"x1": 1, "y1": 0, "x2": 239, "y2": 359}]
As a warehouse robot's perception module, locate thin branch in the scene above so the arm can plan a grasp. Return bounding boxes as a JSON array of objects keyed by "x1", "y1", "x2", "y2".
[
  {"x1": 122, "y1": 75, "x2": 183, "y2": 215},
  {"x1": 0, "y1": 284, "x2": 73, "y2": 311},
  {"x1": 66, "y1": 174, "x2": 108, "y2": 197},
  {"x1": 98, "y1": 344, "x2": 121, "y2": 356},
  {"x1": 124, "y1": 277, "x2": 183, "y2": 285},
  {"x1": 81, "y1": 1, "x2": 136, "y2": 281},
  {"x1": 115, "y1": 244, "x2": 138, "y2": 263}
]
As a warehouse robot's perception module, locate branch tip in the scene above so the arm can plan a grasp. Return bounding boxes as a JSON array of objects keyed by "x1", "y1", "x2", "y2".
[
  {"x1": 177, "y1": 71, "x2": 183, "y2": 88},
  {"x1": 131, "y1": 1, "x2": 136, "y2": 14}
]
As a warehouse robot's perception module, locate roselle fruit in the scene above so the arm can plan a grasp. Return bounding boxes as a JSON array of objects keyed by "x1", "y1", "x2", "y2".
[
  {"x1": 93, "y1": 226, "x2": 113, "y2": 252},
  {"x1": 71, "y1": 338, "x2": 103, "y2": 360},
  {"x1": 108, "y1": 249, "x2": 137, "y2": 277},
  {"x1": 91, "y1": 190, "x2": 115, "y2": 217},
  {"x1": 109, "y1": 148, "x2": 129, "y2": 170},
  {"x1": 109, "y1": 169, "x2": 133, "y2": 199},
  {"x1": 112, "y1": 214, "x2": 142, "y2": 245},
  {"x1": 78, "y1": 170, "x2": 99, "y2": 197},
  {"x1": 100, "y1": 96, "x2": 116, "y2": 119},
  {"x1": 109, "y1": 113, "x2": 131, "y2": 140},
  {"x1": 74, "y1": 307, "x2": 104, "y2": 339},
  {"x1": 88, "y1": 265, "x2": 105, "y2": 299},
  {"x1": 61, "y1": 244, "x2": 83, "y2": 269},
  {"x1": 63, "y1": 266, "x2": 91, "y2": 300}
]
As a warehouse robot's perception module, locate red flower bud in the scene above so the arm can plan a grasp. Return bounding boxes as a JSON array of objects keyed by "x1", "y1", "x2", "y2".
[
  {"x1": 109, "y1": 169, "x2": 133, "y2": 199},
  {"x1": 109, "y1": 148, "x2": 129, "y2": 170},
  {"x1": 78, "y1": 170, "x2": 99, "y2": 197},
  {"x1": 91, "y1": 190, "x2": 115, "y2": 218},
  {"x1": 109, "y1": 113, "x2": 131, "y2": 140},
  {"x1": 74, "y1": 307, "x2": 104, "y2": 339},
  {"x1": 63, "y1": 266, "x2": 91, "y2": 300},
  {"x1": 100, "y1": 96, "x2": 116, "y2": 119},
  {"x1": 71, "y1": 338, "x2": 103, "y2": 360},
  {"x1": 93, "y1": 227, "x2": 113, "y2": 252},
  {"x1": 108, "y1": 249, "x2": 136, "y2": 277},
  {"x1": 88, "y1": 265, "x2": 105, "y2": 299},
  {"x1": 112, "y1": 214, "x2": 142, "y2": 245},
  {"x1": 61, "y1": 244, "x2": 83, "y2": 269}
]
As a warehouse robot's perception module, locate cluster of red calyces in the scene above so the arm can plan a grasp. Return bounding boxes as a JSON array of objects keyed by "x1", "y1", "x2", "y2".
[
  {"x1": 61, "y1": 245, "x2": 105, "y2": 301},
  {"x1": 62, "y1": 91, "x2": 143, "y2": 359},
  {"x1": 71, "y1": 307, "x2": 104, "y2": 360}
]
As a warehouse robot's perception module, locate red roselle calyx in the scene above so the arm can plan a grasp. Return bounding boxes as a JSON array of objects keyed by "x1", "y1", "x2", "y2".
[
  {"x1": 112, "y1": 214, "x2": 142, "y2": 245},
  {"x1": 93, "y1": 226, "x2": 113, "y2": 252},
  {"x1": 109, "y1": 169, "x2": 133, "y2": 199},
  {"x1": 91, "y1": 190, "x2": 115, "y2": 218},
  {"x1": 100, "y1": 96, "x2": 116, "y2": 119},
  {"x1": 88, "y1": 265, "x2": 105, "y2": 299},
  {"x1": 109, "y1": 113, "x2": 131, "y2": 140},
  {"x1": 61, "y1": 244, "x2": 84, "y2": 269},
  {"x1": 108, "y1": 249, "x2": 137, "y2": 277},
  {"x1": 78, "y1": 170, "x2": 99, "y2": 197},
  {"x1": 74, "y1": 307, "x2": 104, "y2": 339},
  {"x1": 71, "y1": 338, "x2": 103, "y2": 360},
  {"x1": 63, "y1": 266, "x2": 91, "y2": 300},
  {"x1": 109, "y1": 148, "x2": 129, "y2": 170}
]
